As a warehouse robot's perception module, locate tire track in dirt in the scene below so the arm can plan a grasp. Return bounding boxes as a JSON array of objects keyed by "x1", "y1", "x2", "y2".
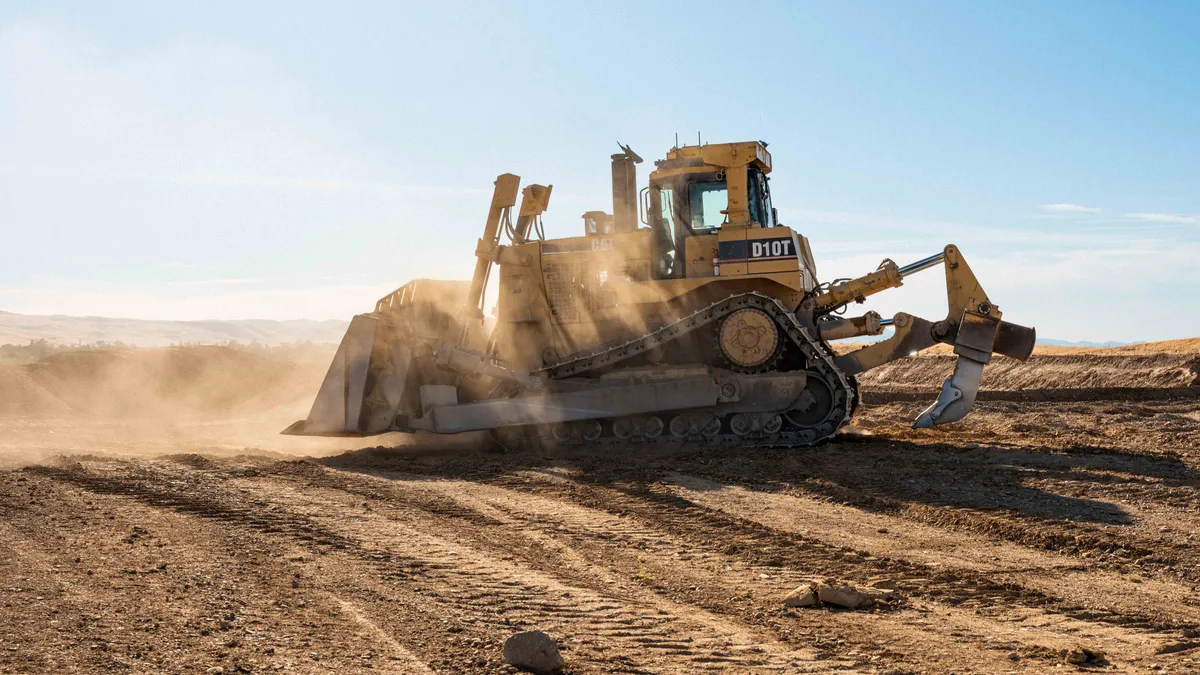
[
  {"x1": 659, "y1": 472, "x2": 1200, "y2": 628},
  {"x1": 241, "y1": 464, "x2": 843, "y2": 673},
  {"x1": 481, "y1": 467, "x2": 1191, "y2": 628},
  {"x1": 326, "y1": 427, "x2": 1200, "y2": 673},
  {"x1": 484, "y1": 470, "x2": 1097, "y2": 617},
  {"x1": 265, "y1": 462, "x2": 897, "y2": 669},
  {"x1": 26, "y1": 462, "x2": 524, "y2": 673},
  {"x1": 23, "y1": 443, "x2": 1200, "y2": 673},
  {"x1": 329, "y1": 598, "x2": 439, "y2": 674},
  {"x1": 857, "y1": 400, "x2": 1200, "y2": 457},
  {"x1": 0, "y1": 467, "x2": 415, "y2": 674},
  {"x1": 287, "y1": 458, "x2": 1174, "y2": 670},
  {"x1": 363, "y1": 470, "x2": 1069, "y2": 671},
  {"x1": 474, "y1": 467, "x2": 1200, "y2": 669},
  {"x1": 620, "y1": 436, "x2": 1200, "y2": 589},
  {"x1": 35, "y1": 459, "x2": 838, "y2": 673},
  {"x1": 767, "y1": 442, "x2": 1200, "y2": 588}
]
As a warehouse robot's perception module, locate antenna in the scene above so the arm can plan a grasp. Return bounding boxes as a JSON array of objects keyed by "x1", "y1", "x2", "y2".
[
  {"x1": 675, "y1": 132, "x2": 679, "y2": 149},
  {"x1": 697, "y1": 131, "x2": 701, "y2": 146}
]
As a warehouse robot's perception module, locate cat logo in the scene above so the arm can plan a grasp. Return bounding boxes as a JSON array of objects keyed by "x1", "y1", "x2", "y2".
[{"x1": 591, "y1": 238, "x2": 614, "y2": 252}]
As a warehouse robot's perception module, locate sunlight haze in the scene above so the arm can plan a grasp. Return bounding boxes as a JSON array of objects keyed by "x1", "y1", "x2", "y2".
[{"x1": 2, "y1": 1, "x2": 1198, "y2": 342}]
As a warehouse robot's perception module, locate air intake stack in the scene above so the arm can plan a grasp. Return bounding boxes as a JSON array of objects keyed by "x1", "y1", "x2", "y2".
[{"x1": 610, "y1": 143, "x2": 643, "y2": 233}]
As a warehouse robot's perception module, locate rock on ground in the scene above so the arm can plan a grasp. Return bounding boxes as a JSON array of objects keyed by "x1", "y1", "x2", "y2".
[
  {"x1": 503, "y1": 630, "x2": 565, "y2": 674},
  {"x1": 817, "y1": 583, "x2": 877, "y2": 609},
  {"x1": 1065, "y1": 646, "x2": 1104, "y2": 665},
  {"x1": 783, "y1": 584, "x2": 817, "y2": 608},
  {"x1": 783, "y1": 581, "x2": 892, "y2": 610}
]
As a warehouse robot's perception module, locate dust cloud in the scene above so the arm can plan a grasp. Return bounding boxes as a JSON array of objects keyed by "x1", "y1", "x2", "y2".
[
  {"x1": 0, "y1": 344, "x2": 415, "y2": 467},
  {"x1": 4, "y1": 334, "x2": 1197, "y2": 468}
]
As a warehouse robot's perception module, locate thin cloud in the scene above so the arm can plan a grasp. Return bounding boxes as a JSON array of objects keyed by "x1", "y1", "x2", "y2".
[
  {"x1": 185, "y1": 174, "x2": 351, "y2": 190},
  {"x1": 1126, "y1": 213, "x2": 1199, "y2": 224},
  {"x1": 0, "y1": 280, "x2": 399, "y2": 321},
  {"x1": 1039, "y1": 203, "x2": 1102, "y2": 213},
  {"x1": 168, "y1": 277, "x2": 266, "y2": 287}
]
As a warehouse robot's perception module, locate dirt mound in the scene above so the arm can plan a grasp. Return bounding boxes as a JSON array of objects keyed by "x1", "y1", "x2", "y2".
[
  {"x1": 845, "y1": 337, "x2": 1200, "y2": 358},
  {"x1": 0, "y1": 346, "x2": 333, "y2": 418},
  {"x1": 859, "y1": 352, "x2": 1200, "y2": 392},
  {"x1": 844, "y1": 336, "x2": 1200, "y2": 393},
  {"x1": 0, "y1": 367, "x2": 71, "y2": 416}
]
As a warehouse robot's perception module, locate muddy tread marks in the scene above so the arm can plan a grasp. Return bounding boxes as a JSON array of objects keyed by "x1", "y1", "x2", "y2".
[
  {"x1": 29, "y1": 464, "x2": 355, "y2": 551},
  {"x1": 38, "y1": 462, "x2": 824, "y2": 673},
  {"x1": 485, "y1": 472, "x2": 1186, "y2": 633}
]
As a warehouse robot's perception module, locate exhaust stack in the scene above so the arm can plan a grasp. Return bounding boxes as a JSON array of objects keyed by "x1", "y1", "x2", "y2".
[{"x1": 611, "y1": 143, "x2": 642, "y2": 233}]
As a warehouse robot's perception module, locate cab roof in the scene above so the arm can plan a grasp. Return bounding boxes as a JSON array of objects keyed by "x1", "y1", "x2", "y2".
[{"x1": 656, "y1": 141, "x2": 772, "y2": 174}]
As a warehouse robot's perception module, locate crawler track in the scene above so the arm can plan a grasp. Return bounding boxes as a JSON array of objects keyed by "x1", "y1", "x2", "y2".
[{"x1": 509, "y1": 292, "x2": 856, "y2": 450}]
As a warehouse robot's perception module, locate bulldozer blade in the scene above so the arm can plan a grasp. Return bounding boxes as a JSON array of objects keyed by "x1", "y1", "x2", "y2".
[
  {"x1": 912, "y1": 356, "x2": 984, "y2": 429},
  {"x1": 282, "y1": 314, "x2": 381, "y2": 436}
]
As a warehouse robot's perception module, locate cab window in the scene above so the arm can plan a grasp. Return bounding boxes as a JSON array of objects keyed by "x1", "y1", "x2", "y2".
[
  {"x1": 750, "y1": 170, "x2": 775, "y2": 227},
  {"x1": 651, "y1": 185, "x2": 681, "y2": 278},
  {"x1": 688, "y1": 181, "x2": 727, "y2": 231}
]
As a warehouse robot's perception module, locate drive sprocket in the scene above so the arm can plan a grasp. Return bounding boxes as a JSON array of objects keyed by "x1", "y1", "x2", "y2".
[{"x1": 717, "y1": 307, "x2": 782, "y2": 372}]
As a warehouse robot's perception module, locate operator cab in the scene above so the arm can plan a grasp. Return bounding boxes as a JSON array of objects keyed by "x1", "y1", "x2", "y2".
[
  {"x1": 585, "y1": 140, "x2": 815, "y2": 291},
  {"x1": 645, "y1": 142, "x2": 778, "y2": 278}
]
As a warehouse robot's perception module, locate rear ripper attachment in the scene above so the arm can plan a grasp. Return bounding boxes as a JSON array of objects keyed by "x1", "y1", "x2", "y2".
[
  {"x1": 284, "y1": 140, "x2": 1034, "y2": 447},
  {"x1": 817, "y1": 246, "x2": 1035, "y2": 429}
]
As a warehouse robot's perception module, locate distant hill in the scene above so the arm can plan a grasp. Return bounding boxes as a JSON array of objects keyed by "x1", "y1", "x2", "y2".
[
  {"x1": 0, "y1": 310, "x2": 348, "y2": 347},
  {"x1": 1035, "y1": 338, "x2": 1138, "y2": 348}
]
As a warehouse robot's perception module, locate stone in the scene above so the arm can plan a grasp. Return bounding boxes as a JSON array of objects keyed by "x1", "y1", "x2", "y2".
[
  {"x1": 503, "y1": 630, "x2": 564, "y2": 674},
  {"x1": 1064, "y1": 646, "x2": 1102, "y2": 665},
  {"x1": 783, "y1": 585, "x2": 817, "y2": 608},
  {"x1": 816, "y1": 583, "x2": 884, "y2": 609}
]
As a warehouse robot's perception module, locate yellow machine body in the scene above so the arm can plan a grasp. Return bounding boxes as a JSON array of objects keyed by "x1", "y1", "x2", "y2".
[{"x1": 285, "y1": 141, "x2": 1036, "y2": 446}]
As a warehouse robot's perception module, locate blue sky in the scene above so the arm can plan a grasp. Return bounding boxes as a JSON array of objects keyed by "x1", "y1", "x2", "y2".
[{"x1": 1, "y1": 1, "x2": 1198, "y2": 341}]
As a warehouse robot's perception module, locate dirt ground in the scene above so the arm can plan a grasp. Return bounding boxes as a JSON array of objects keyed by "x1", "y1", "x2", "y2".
[{"x1": 2, "y1": 345, "x2": 1200, "y2": 673}]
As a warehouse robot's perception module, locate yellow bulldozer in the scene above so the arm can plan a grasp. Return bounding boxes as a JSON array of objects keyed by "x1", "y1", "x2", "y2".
[{"x1": 284, "y1": 140, "x2": 1035, "y2": 448}]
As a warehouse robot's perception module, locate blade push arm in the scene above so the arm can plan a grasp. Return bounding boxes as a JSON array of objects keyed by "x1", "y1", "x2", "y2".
[{"x1": 466, "y1": 174, "x2": 521, "y2": 324}]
